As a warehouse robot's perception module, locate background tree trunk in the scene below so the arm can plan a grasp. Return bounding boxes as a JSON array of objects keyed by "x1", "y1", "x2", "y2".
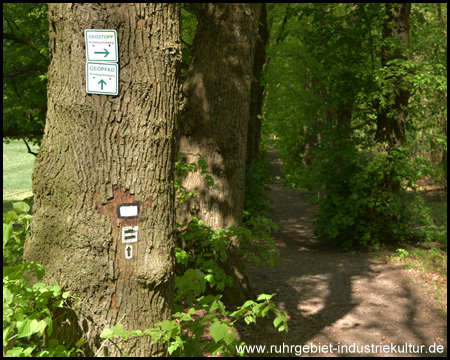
[
  {"x1": 247, "y1": 4, "x2": 269, "y2": 165},
  {"x1": 177, "y1": 3, "x2": 262, "y2": 306},
  {"x1": 23, "y1": 3, "x2": 181, "y2": 356},
  {"x1": 375, "y1": 3, "x2": 412, "y2": 147}
]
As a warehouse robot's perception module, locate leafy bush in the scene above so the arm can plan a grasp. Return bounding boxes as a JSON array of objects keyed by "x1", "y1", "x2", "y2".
[
  {"x1": 244, "y1": 152, "x2": 273, "y2": 220},
  {"x1": 175, "y1": 218, "x2": 233, "y2": 292},
  {"x1": 100, "y1": 269, "x2": 288, "y2": 357},
  {"x1": 3, "y1": 201, "x2": 32, "y2": 266},
  {"x1": 307, "y1": 127, "x2": 445, "y2": 250},
  {"x1": 3, "y1": 204, "x2": 85, "y2": 357},
  {"x1": 176, "y1": 215, "x2": 279, "y2": 292},
  {"x1": 100, "y1": 153, "x2": 284, "y2": 356},
  {"x1": 175, "y1": 152, "x2": 279, "y2": 291},
  {"x1": 4, "y1": 153, "x2": 282, "y2": 357}
]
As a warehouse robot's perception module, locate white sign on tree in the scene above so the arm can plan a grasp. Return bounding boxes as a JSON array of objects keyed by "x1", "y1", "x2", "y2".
[
  {"x1": 85, "y1": 29, "x2": 119, "y2": 95},
  {"x1": 86, "y1": 62, "x2": 118, "y2": 95},
  {"x1": 84, "y1": 29, "x2": 118, "y2": 62}
]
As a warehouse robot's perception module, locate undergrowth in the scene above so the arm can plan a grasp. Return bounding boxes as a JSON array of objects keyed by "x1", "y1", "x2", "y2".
[
  {"x1": 3, "y1": 151, "x2": 284, "y2": 357},
  {"x1": 281, "y1": 125, "x2": 446, "y2": 251}
]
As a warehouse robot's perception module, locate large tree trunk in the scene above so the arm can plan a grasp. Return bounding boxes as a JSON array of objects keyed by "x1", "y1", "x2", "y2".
[
  {"x1": 177, "y1": 3, "x2": 262, "y2": 306},
  {"x1": 23, "y1": 3, "x2": 181, "y2": 357},
  {"x1": 375, "y1": 3, "x2": 412, "y2": 147}
]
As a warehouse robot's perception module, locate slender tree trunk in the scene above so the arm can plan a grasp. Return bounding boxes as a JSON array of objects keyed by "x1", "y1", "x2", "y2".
[
  {"x1": 23, "y1": 4, "x2": 181, "y2": 356},
  {"x1": 373, "y1": 3, "x2": 411, "y2": 191},
  {"x1": 375, "y1": 3, "x2": 412, "y2": 147},
  {"x1": 247, "y1": 4, "x2": 269, "y2": 164},
  {"x1": 177, "y1": 3, "x2": 262, "y2": 306}
]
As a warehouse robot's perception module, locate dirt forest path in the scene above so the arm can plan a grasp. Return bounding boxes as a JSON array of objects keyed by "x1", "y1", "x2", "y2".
[{"x1": 240, "y1": 149, "x2": 447, "y2": 357}]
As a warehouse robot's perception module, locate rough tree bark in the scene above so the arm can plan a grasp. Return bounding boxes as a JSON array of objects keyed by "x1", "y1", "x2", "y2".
[
  {"x1": 177, "y1": 3, "x2": 262, "y2": 306},
  {"x1": 375, "y1": 3, "x2": 412, "y2": 147},
  {"x1": 23, "y1": 3, "x2": 181, "y2": 356}
]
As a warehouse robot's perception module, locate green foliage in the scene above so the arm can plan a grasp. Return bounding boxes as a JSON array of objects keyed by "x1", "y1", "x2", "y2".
[
  {"x1": 175, "y1": 218, "x2": 233, "y2": 292},
  {"x1": 307, "y1": 127, "x2": 446, "y2": 250},
  {"x1": 174, "y1": 152, "x2": 214, "y2": 205},
  {"x1": 99, "y1": 154, "x2": 283, "y2": 356},
  {"x1": 262, "y1": 3, "x2": 446, "y2": 252},
  {"x1": 176, "y1": 215, "x2": 280, "y2": 292},
  {"x1": 3, "y1": 201, "x2": 32, "y2": 266},
  {"x1": 175, "y1": 153, "x2": 279, "y2": 291},
  {"x1": 244, "y1": 152, "x2": 273, "y2": 220},
  {"x1": 3, "y1": 207, "x2": 84, "y2": 356},
  {"x1": 263, "y1": 3, "x2": 446, "y2": 190},
  {"x1": 100, "y1": 269, "x2": 288, "y2": 357},
  {"x1": 231, "y1": 215, "x2": 279, "y2": 270},
  {"x1": 3, "y1": 3, "x2": 49, "y2": 145},
  {"x1": 180, "y1": 4, "x2": 196, "y2": 81}
]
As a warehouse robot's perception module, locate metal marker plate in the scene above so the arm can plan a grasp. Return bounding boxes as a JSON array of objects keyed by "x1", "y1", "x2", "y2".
[
  {"x1": 86, "y1": 62, "x2": 118, "y2": 95},
  {"x1": 85, "y1": 29, "x2": 118, "y2": 62}
]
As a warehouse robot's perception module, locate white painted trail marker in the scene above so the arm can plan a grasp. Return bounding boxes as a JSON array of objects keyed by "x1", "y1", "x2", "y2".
[
  {"x1": 122, "y1": 226, "x2": 138, "y2": 243},
  {"x1": 85, "y1": 30, "x2": 118, "y2": 62},
  {"x1": 125, "y1": 245, "x2": 133, "y2": 259},
  {"x1": 119, "y1": 205, "x2": 138, "y2": 218},
  {"x1": 86, "y1": 62, "x2": 118, "y2": 95}
]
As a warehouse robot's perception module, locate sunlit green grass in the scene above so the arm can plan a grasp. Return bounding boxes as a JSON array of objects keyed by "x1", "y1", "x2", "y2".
[{"x1": 3, "y1": 140, "x2": 39, "y2": 212}]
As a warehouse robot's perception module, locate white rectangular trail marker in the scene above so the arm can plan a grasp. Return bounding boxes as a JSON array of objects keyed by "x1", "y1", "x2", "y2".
[
  {"x1": 85, "y1": 30, "x2": 118, "y2": 62},
  {"x1": 122, "y1": 226, "x2": 138, "y2": 243},
  {"x1": 86, "y1": 62, "x2": 118, "y2": 95}
]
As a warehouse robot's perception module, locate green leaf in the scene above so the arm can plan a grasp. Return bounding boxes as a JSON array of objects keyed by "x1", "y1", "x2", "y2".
[
  {"x1": 209, "y1": 322, "x2": 229, "y2": 343},
  {"x1": 35, "y1": 263, "x2": 45, "y2": 280},
  {"x1": 12, "y1": 202, "x2": 30, "y2": 215},
  {"x1": 17, "y1": 318, "x2": 45, "y2": 338},
  {"x1": 3, "y1": 211, "x2": 17, "y2": 224},
  {"x1": 76, "y1": 338, "x2": 87, "y2": 347},
  {"x1": 256, "y1": 293, "x2": 275, "y2": 301},
  {"x1": 168, "y1": 338, "x2": 182, "y2": 355},
  {"x1": 3, "y1": 324, "x2": 15, "y2": 347},
  {"x1": 273, "y1": 317, "x2": 284, "y2": 328},
  {"x1": 111, "y1": 323, "x2": 123, "y2": 333},
  {"x1": 220, "y1": 249, "x2": 227, "y2": 262},
  {"x1": 45, "y1": 316, "x2": 53, "y2": 336},
  {"x1": 100, "y1": 328, "x2": 114, "y2": 339},
  {"x1": 3, "y1": 287, "x2": 13, "y2": 304},
  {"x1": 244, "y1": 315, "x2": 255, "y2": 325},
  {"x1": 3, "y1": 223, "x2": 13, "y2": 245},
  {"x1": 223, "y1": 331, "x2": 236, "y2": 346}
]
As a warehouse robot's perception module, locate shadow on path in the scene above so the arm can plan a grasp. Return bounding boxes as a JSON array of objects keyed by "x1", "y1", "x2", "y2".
[{"x1": 240, "y1": 149, "x2": 447, "y2": 357}]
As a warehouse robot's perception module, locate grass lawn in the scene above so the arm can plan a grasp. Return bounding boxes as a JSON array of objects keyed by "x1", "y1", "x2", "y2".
[{"x1": 3, "y1": 139, "x2": 39, "y2": 213}]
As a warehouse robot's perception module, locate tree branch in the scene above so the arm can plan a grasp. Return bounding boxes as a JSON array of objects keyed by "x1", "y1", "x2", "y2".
[
  {"x1": 4, "y1": 14, "x2": 50, "y2": 65},
  {"x1": 3, "y1": 32, "x2": 28, "y2": 45},
  {"x1": 22, "y1": 138, "x2": 38, "y2": 156},
  {"x1": 11, "y1": 77, "x2": 21, "y2": 99},
  {"x1": 3, "y1": 64, "x2": 47, "y2": 77}
]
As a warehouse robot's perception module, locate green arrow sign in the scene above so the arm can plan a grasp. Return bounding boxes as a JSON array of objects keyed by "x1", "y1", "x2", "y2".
[
  {"x1": 98, "y1": 79, "x2": 107, "y2": 90},
  {"x1": 86, "y1": 62, "x2": 118, "y2": 95},
  {"x1": 94, "y1": 48, "x2": 110, "y2": 58}
]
